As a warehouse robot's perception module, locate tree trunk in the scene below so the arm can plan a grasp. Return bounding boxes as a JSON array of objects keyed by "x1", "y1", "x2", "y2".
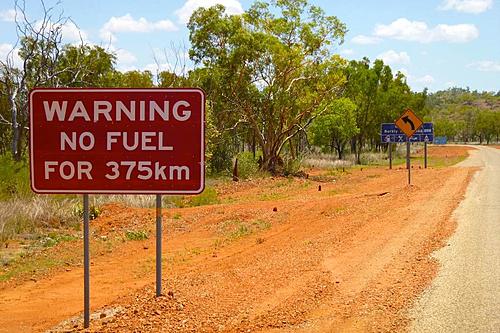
[
  {"x1": 289, "y1": 137, "x2": 296, "y2": 160},
  {"x1": 252, "y1": 132, "x2": 256, "y2": 159},
  {"x1": 355, "y1": 136, "x2": 362, "y2": 164},
  {"x1": 10, "y1": 89, "x2": 22, "y2": 161}
]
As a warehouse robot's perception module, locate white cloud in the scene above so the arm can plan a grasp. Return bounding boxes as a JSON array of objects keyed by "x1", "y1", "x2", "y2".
[
  {"x1": 144, "y1": 63, "x2": 174, "y2": 73},
  {"x1": 61, "y1": 21, "x2": 89, "y2": 44},
  {"x1": 0, "y1": 9, "x2": 16, "y2": 22},
  {"x1": 415, "y1": 75, "x2": 435, "y2": 84},
  {"x1": 106, "y1": 45, "x2": 137, "y2": 66},
  {"x1": 340, "y1": 48, "x2": 354, "y2": 56},
  {"x1": 439, "y1": 0, "x2": 493, "y2": 13},
  {"x1": 351, "y1": 34, "x2": 381, "y2": 45},
  {"x1": 175, "y1": 0, "x2": 244, "y2": 24},
  {"x1": 33, "y1": 20, "x2": 88, "y2": 44},
  {"x1": 0, "y1": 43, "x2": 23, "y2": 68},
  {"x1": 374, "y1": 18, "x2": 479, "y2": 43},
  {"x1": 397, "y1": 68, "x2": 410, "y2": 78},
  {"x1": 377, "y1": 50, "x2": 410, "y2": 65},
  {"x1": 100, "y1": 14, "x2": 178, "y2": 42},
  {"x1": 115, "y1": 49, "x2": 137, "y2": 65},
  {"x1": 467, "y1": 60, "x2": 500, "y2": 72}
]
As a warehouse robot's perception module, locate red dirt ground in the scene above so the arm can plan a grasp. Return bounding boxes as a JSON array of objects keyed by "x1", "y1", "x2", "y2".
[{"x1": 0, "y1": 146, "x2": 476, "y2": 333}]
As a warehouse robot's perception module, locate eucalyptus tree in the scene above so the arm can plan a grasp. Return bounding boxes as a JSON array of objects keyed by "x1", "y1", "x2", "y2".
[
  {"x1": 188, "y1": 0, "x2": 347, "y2": 173},
  {"x1": 0, "y1": 0, "x2": 116, "y2": 160}
]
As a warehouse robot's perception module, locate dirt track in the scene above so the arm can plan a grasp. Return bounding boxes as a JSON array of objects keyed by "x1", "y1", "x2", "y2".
[{"x1": 0, "y1": 146, "x2": 477, "y2": 332}]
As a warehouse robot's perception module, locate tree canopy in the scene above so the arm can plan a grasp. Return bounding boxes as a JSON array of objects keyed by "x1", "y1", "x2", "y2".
[{"x1": 188, "y1": 0, "x2": 348, "y2": 172}]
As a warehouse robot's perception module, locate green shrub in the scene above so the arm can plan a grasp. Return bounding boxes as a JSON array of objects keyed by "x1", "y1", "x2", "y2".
[
  {"x1": 125, "y1": 230, "x2": 149, "y2": 241},
  {"x1": 189, "y1": 186, "x2": 219, "y2": 206},
  {"x1": 72, "y1": 204, "x2": 101, "y2": 220},
  {"x1": 236, "y1": 151, "x2": 260, "y2": 179},
  {"x1": 40, "y1": 232, "x2": 77, "y2": 247},
  {"x1": 0, "y1": 155, "x2": 31, "y2": 200},
  {"x1": 174, "y1": 186, "x2": 219, "y2": 207}
]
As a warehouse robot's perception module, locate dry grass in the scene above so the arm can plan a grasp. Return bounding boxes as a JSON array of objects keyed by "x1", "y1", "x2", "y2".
[
  {"x1": 0, "y1": 196, "x2": 80, "y2": 244},
  {"x1": 303, "y1": 153, "x2": 354, "y2": 169}
]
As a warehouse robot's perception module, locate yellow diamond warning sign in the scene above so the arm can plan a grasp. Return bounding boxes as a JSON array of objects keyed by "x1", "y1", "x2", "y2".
[{"x1": 395, "y1": 109, "x2": 423, "y2": 138}]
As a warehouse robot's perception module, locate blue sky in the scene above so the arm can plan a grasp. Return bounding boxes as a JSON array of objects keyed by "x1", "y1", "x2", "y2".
[{"x1": 0, "y1": 0, "x2": 498, "y2": 92}]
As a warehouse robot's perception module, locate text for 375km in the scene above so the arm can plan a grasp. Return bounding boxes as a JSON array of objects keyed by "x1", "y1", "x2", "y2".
[{"x1": 44, "y1": 161, "x2": 190, "y2": 181}]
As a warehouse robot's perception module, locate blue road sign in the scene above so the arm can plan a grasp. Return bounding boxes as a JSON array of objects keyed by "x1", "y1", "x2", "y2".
[
  {"x1": 434, "y1": 136, "x2": 447, "y2": 144},
  {"x1": 380, "y1": 123, "x2": 434, "y2": 143}
]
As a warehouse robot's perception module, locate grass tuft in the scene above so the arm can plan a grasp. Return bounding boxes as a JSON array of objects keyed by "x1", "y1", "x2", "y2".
[{"x1": 125, "y1": 230, "x2": 149, "y2": 241}]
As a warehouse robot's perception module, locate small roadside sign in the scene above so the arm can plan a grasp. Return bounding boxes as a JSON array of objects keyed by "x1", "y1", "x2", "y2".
[
  {"x1": 380, "y1": 123, "x2": 433, "y2": 143},
  {"x1": 395, "y1": 109, "x2": 423, "y2": 138}
]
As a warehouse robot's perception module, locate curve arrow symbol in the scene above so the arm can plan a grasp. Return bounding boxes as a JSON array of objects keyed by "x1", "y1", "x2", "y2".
[{"x1": 402, "y1": 116, "x2": 415, "y2": 130}]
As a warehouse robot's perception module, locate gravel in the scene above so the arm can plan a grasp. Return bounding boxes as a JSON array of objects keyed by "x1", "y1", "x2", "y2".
[{"x1": 410, "y1": 146, "x2": 500, "y2": 332}]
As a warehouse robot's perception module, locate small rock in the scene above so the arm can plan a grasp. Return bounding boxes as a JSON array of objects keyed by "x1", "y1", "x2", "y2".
[
  {"x1": 318, "y1": 185, "x2": 322, "y2": 191},
  {"x1": 143, "y1": 246, "x2": 149, "y2": 250},
  {"x1": 167, "y1": 290, "x2": 174, "y2": 298},
  {"x1": 176, "y1": 303, "x2": 185, "y2": 311},
  {"x1": 273, "y1": 207, "x2": 278, "y2": 212},
  {"x1": 100, "y1": 313, "x2": 106, "y2": 319}
]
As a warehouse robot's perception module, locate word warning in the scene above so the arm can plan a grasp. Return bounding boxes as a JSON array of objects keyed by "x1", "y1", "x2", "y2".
[{"x1": 29, "y1": 88, "x2": 205, "y2": 194}]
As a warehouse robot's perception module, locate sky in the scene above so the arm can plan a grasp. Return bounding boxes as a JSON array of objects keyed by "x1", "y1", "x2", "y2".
[{"x1": 0, "y1": 0, "x2": 499, "y2": 93}]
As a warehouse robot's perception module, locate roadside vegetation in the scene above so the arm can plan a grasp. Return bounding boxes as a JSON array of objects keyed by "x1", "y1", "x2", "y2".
[{"x1": 0, "y1": 0, "x2": 498, "y2": 279}]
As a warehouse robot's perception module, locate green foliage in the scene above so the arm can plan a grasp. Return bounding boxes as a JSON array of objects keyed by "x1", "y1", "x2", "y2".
[
  {"x1": 125, "y1": 230, "x2": 149, "y2": 241},
  {"x1": 343, "y1": 58, "x2": 427, "y2": 163},
  {"x1": 175, "y1": 186, "x2": 220, "y2": 207},
  {"x1": 309, "y1": 98, "x2": 359, "y2": 159},
  {"x1": 40, "y1": 232, "x2": 76, "y2": 248},
  {"x1": 188, "y1": 0, "x2": 348, "y2": 173},
  {"x1": 56, "y1": 44, "x2": 116, "y2": 87},
  {"x1": 72, "y1": 204, "x2": 101, "y2": 220},
  {"x1": 236, "y1": 151, "x2": 260, "y2": 179},
  {"x1": 105, "y1": 70, "x2": 154, "y2": 88},
  {"x1": 0, "y1": 155, "x2": 31, "y2": 200},
  {"x1": 427, "y1": 88, "x2": 500, "y2": 143}
]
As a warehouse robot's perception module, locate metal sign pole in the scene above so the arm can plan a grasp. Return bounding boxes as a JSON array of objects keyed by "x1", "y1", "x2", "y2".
[
  {"x1": 83, "y1": 194, "x2": 90, "y2": 328},
  {"x1": 424, "y1": 142, "x2": 428, "y2": 169},
  {"x1": 156, "y1": 194, "x2": 162, "y2": 297},
  {"x1": 406, "y1": 141, "x2": 411, "y2": 185},
  {"x1": 389, "y1": 142, "x2": 392, "y2": 170}
]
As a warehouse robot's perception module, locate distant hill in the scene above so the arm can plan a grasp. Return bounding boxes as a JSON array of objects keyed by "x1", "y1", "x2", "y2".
[
  {"x1": 427, "y1": 88, "x2": 500, "y2": 111},
  {"x1": 426, "y1": 88, "x2": 500, "y2": 143}
]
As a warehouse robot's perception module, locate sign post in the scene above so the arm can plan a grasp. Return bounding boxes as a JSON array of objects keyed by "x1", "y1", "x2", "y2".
[
  {"x1": 156, "y1": 194, "x2": 162, "y2": 297},
  {"x1": 395, "y1": 109, "x2": 423, "y2": 185},
  {"x1": 83, "y1": 194, "x2": 90, "y2": 328},
  {"x1": 406, "y1": 141, "x2": 411, "y2": 183},
  {"x1": 29, "y1": 88, "x2": 205, "y2": 328},
  {"x1": 389, "y1": 142, "x2": 392, "y2": 170},
  {"x1": 424, "y1": 142, "x2": 428, "y2": 169}
]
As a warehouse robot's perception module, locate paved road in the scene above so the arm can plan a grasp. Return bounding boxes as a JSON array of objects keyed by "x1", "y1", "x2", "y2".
[{"x1": 411, "y1": 146, "x2": 500, "y2": 332}]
